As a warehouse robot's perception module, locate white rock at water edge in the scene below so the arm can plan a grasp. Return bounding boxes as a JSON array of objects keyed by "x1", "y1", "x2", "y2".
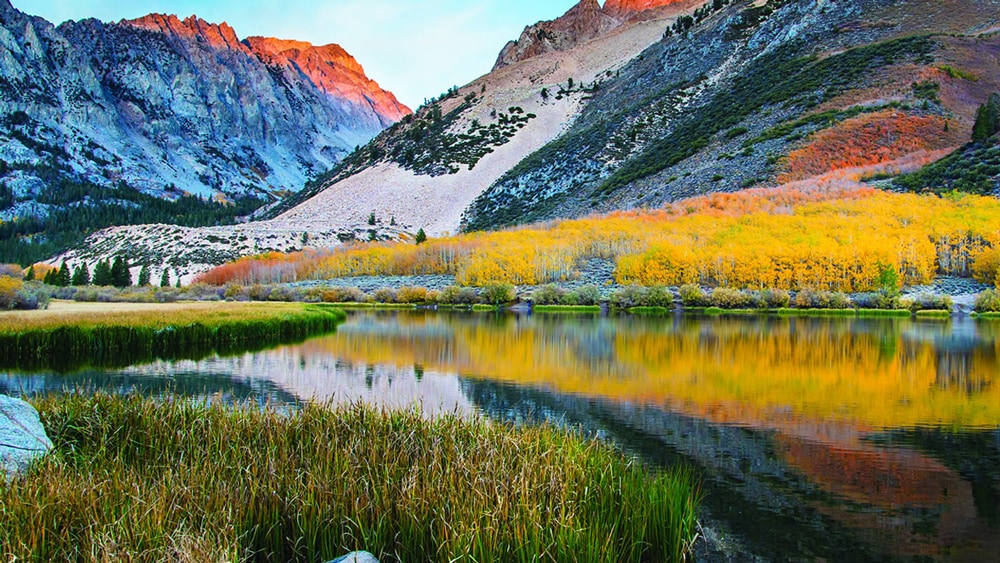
[
  {"x1": 0, "y1": 394, "x2": 53, "y2": 477},
  {"x1": 326, "y1": 552, "x2": 379, "y2": 563}
]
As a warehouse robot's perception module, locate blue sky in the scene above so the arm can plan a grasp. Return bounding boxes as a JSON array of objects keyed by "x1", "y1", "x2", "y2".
[{"x1": 20, "y1": 0, "x2": 580, "y2": 109}]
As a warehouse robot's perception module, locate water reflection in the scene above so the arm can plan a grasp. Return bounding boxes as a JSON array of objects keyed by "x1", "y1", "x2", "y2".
[{"x1": 2, "y1": 311, "x2": 998, "y2": 560}]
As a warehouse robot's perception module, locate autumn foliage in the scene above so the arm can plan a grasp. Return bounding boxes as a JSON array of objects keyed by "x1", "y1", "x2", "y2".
[
  {"x1": 197, "y1": 187, "x2": 1000, "y2": 292},
  {"x1": 778, "y1": 111, "x2": 960, "y2": 182}
]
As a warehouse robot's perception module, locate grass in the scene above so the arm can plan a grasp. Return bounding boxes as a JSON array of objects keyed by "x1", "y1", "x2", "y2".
[
  {"x1": 0, "y1": 301, "x2": 346, "y2": 372},
  {"x1": 0, "y1": 395, "x2": 701, "y2": 562},
  {"x1": 535, "y1": 305, "x2": 602, "y2": 313},
  {"x1": 972, "y1": 312, "x2": 1000, "y2": 319},
  {"x1": 471, "y1": 304, "x2": 499, "y2": 312},
  {"x1": 775, "y1": 308, "x2": 850, "y2": 317},
  {"x1": 855, "y1": 309, "x2": 914, "y2": 318},
  {"x1": 915, "y1": 310, "x2": 952, "y2": 319}
]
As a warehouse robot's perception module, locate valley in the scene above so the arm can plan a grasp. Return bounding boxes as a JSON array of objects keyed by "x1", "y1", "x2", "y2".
[{"x1": 1, "y1": 0, "x2": 1000, "y2": 561}]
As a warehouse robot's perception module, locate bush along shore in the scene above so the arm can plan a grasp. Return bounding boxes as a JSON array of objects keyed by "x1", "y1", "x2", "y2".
[
  {"x1": 0, "y1": 395, "x2": 701, "y2": 562},
  {"x1": 0, "y1": 302, "x2": 346, "y2": 372},
  {"x1": 10, "y1": 276, "x2": 1000, "y2": 318}
]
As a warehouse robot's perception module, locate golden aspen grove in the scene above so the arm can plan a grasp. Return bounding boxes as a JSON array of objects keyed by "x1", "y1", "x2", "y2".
[{"x1": 198, "y1": 186, "x2": 1000, "y2": 292}]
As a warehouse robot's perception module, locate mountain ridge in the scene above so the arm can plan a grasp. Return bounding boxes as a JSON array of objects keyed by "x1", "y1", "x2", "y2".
[{"x1": 0, "y1": 0, "x2": 410, "y2": 262}]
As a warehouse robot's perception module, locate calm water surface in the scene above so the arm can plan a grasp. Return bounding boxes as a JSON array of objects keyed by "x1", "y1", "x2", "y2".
[{"x1": 3, "y1": 311, "x2": 999, "y2": 561}]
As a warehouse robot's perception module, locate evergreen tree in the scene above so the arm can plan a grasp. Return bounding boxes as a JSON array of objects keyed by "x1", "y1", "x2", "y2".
[
  {"x1": 972, "y1": 93, "x2": 1000, "y2": 143},
  {"x1": 137, "y1": 264, "x2": 151, "y2": 286},
  {"x1": 111, "y1": 256, "x2": 131, "y2": 288},
  {"x1": 93, "y1": 260, "x2": 113, "y2": 286},
  {"x1": 71, "y1": 263, "x2": 91, "y2": 286},
  {"x1": 43, "y1": 269, "x2": 55, "y2": 285},
  {"x1": 160, "y1": 269, "x2": 170, "y2": 288},
  {"x1": 415, "y1": 228, "x2": 427, "y2": 245},
  {"x1": 56, "y1": 260, "x2": 71, "y2": 287},
  {"x1": 24, "y1": 265, "x2": 34, "y2": 281},
  {"x1": 175, "y1": 270, "x2": 182, "y2": 288}
]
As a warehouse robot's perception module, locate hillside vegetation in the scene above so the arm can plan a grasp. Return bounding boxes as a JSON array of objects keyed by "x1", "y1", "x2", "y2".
[
  {"x1": 197, "y1": 182, "x2": 1000, "y2": 292},
  {"x1": 463, "y1": 0, "x2": 1000, "y2": 231}
]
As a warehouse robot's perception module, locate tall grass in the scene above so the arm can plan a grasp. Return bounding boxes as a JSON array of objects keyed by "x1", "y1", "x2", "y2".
[
  {"x1": 0, "y1": 395, "x2": 701, "y2": 562},
  {"x1": 0, "y1": 303, "x2": 346, "y2": 371}
]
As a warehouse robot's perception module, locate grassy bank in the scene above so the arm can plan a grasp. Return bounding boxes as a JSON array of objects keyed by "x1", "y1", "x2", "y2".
[
  {"x1": 0, "y1": 301, "x2": 346, "y2": 371},
  {"x1": 534, "y1": 305, "x2": 602, "y2": 313},
  {"x1": 0, "y1": 395, "x2": 701, "y2": 562}
]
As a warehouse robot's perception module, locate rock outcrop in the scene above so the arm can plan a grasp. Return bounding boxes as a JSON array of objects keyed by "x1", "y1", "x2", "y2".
[
  {"x1": 0, "y1": 0, "x2": 410, "y2": 214},
  {"x1": 0, "y1": 394, "x2": 52, "y2": 477},
  {"x1": 493, "y1": 0, "x2": 696, "y2": 70}
]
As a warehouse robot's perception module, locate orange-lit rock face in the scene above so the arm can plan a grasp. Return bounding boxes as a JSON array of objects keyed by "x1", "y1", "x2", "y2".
[
  {"x1": 126, "y1": 14, "x2": 246, "y2": 52},
  {"x1": 124, "y1": 17, "x2": 411, "y2": 127},
  {"x1": 244, "y1": 37, "x2": 411, "y2": 125},
  {"x1": 603, "y1": 0, "x2": 688, "y2": 16}
]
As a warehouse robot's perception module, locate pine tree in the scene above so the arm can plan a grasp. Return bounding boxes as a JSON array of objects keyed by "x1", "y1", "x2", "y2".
[
  {"x1": 43, "y1": 269, "x2": 54, "y2": 285},
  {"x1": 415, "y1": 228, "x2": 427, "y2": 245},
  {"x1": 24, "y1": 265, "x2": 34, "y2": 281},
  {"x1": 972, "y1": 93, "x2": 1000, "y2": 143},
  {"x1": 138, "y1": 264, "x2": 151, "y2": 286},
  {"x1": 160, "y1": 269, "x2": 171, "y2": 288},
  {"x1": 111, "y1": 256, "x2": 132, "y2": 288},
  {"x1": 72, "y1": 263, "x2": 91, "y2": 286},
  {"x1": 93, "y1": 260, "x2": 113, "y2": 286},
  {"x1": 56, "y1": 260, "x2": 71, "y2": 287},
  {"x1": 175, "y1": 270, "x2": 182, "y2": 288}
]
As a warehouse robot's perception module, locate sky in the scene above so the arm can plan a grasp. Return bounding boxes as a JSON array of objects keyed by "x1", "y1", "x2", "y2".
[{"x1": 20, "y1": 0, "x2": 580, "y2": 109}]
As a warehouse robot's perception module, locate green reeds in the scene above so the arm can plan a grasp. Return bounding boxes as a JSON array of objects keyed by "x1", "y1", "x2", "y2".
[
  {"x1": 471, "y1": 304, "x2": 498, "y2": 312},
  {"x1": 915, "y1": 310, "x2": 952, "y2": 319},
  {"x1": 855, "y1": 309, "x2": 913, "y2": 318},
  {"x1": 1, "y1": 395, "x2": 701, "y2": 563},
  {"x1": 777, "y1": 308, "x2": 859, "y2": 317},
  {"x1": 0, "y1": 303, "x2": 345, "y2": 372},
  {"x1": 535, "y1": 305, "x2": 603, "y2": 313}
]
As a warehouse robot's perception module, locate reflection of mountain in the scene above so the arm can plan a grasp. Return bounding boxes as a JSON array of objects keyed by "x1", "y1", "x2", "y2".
[
  {"x1": 463, "y1": 379, "x2": 1000, "y2": 562},
  {"x1": 0, "y1": 344, "x2": 474, "y2": 416}
]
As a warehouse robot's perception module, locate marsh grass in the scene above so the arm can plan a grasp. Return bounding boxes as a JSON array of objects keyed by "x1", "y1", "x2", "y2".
[
  {"x1": 1, "y1": 395, "x2": 700, "y2": 562},
  {"x1": 0, "y1": 302, "x2": 345, "y2": 372},
  {"x1": 915, "y1": 310, "x2": 952, "y2": 319},
  {"x1": 534, "y1": 305, "x2": 602, "y2": 313}
]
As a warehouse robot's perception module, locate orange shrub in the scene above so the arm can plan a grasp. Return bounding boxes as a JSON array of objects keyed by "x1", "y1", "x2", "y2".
[{"x1": 779, "y1": 111, "x2": 959, "y2": 182}]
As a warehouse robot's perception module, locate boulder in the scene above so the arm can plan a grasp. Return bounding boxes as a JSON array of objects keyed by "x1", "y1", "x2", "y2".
[
  {"x1": 0, "y1": 395, "x2": 52, "y2": 477},
  {"x1": 326, "y1": 552, "x2": 379, "y2": 563}
]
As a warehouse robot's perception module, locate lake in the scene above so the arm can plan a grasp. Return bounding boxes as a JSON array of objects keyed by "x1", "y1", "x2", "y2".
[{"x1": 3, "y1": 310, "x2": 998, "y2": 561}]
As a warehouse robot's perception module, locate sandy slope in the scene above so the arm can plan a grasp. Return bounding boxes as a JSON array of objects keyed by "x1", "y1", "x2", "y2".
[{"x1": 278, "y1": 18, "x2": 676, "y2": 237}]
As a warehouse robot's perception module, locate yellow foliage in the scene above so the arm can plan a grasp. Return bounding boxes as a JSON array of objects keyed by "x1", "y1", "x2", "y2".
[
  {"x1": 200, "y1": 188, "x2": 1000, "y2": 291},
  {"x1": 302, "y1": 315, "x2": 1000, "y2": 430}
]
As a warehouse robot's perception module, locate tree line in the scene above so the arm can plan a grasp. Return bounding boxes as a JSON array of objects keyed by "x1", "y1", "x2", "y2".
[{"x1": 29, "y1": 257, "x2": 179, "y2": 288}]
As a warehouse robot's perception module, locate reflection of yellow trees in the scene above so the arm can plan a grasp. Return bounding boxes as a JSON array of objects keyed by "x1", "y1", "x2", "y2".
[
  {"x1": 200, "y1": 189, "x2": 1000, "y2": 291},
  {"x1": 306, "y1": 316, "x2": 1000, "y2": 430}
]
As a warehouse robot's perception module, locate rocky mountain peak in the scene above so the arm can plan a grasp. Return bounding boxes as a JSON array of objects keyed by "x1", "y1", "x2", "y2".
[
  {"x1": 244, "y1": 36, "x2": 410, "y2": 125},
  {"x1": 125, "y1": 13, "x2": 245, "y2": 52},
  {"x1": 494, "y1": 0, "x2": 619, "y2": 70},
  {"x1": 602, "y1": 0, "x2": 688, "y2": 18}
]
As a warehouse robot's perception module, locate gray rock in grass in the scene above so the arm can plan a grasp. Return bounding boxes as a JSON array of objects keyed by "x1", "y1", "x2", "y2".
[
  {"x1": 0, "y1": 395, "x2": 53, "y2": 477},
  {"x1": 326, "y1": 552, "x2": 379, "y2": 563}
]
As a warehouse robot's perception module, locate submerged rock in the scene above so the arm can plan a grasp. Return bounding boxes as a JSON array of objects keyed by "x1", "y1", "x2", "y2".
[
  {"x1": 326, "y1": 552, "x2": 379, "y2": 563},
  {"x1": 0, "y1": 395, "x2": 52, "y2": 477}
]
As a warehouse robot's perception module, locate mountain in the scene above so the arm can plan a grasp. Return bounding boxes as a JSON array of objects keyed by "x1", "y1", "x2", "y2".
[
  {"x1": 0, "y1": 0, "x2": 408, "y2": 263},
  {"x1": 50, "y1": 0, "x2": 1000, "y2": 280}
]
